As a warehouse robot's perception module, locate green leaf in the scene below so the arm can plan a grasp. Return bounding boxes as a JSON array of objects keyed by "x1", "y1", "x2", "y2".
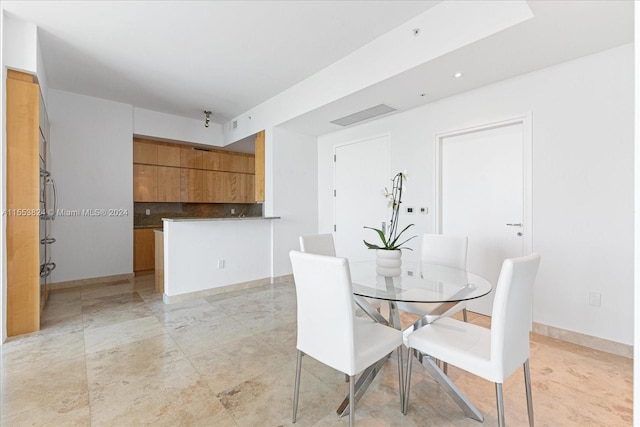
[
  {"x1": 387, "y1": 223, "x2": 415, "y2": 248},
  {"x1": 363, "y1": 226, "x2": 389, "y2": 248}
]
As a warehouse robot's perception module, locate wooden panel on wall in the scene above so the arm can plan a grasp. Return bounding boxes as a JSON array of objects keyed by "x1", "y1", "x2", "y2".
[
  {"x1": 255, "y1": 130, "x2": 265, "y2": 202},
  {"x1": 133, "y1": 138, "x2": 158, "y2": 164},
  {"x1": 157, "y1": 166, "x2": 181, "y2": 202},
  {"x1": 133, "y1": 164, "x2": 158, "y2": 201},
  {"x1": 157, "y1": 143, "x2": 181, "y2": 167},
  {"x1": 6, "y1": 74, "x2": 41, "y2": 336},
  {"x1": 181, "y1": 168, "x2": 203, "y2": 202}
]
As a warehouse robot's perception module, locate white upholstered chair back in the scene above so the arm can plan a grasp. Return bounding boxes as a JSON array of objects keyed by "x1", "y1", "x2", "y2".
[
  {"x1": 420, "y1": 234, "x2": 468, "y2": 270},
  {"x1": 299, "y1": 234, "x2": 336, "y2": 257},
  {"x1": 490, "y1": 252, "x2": 541, "y2": 382},
  {"x1": 289, "y1": 250, "x2": 357, "y2": 375}
]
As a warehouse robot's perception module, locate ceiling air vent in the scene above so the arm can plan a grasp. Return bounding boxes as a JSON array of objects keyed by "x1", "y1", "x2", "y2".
[{"x1": 330, "y1": 104, "x2": 397, "y2": 127}]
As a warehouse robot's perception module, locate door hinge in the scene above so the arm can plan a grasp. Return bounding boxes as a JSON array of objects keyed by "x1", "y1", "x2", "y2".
[
  {"x1": 334, "y1": 224, "x2": 336, "y2": 232},
  {"x1": 333, "y1": 154, "x2": 336, "y2": 162},
  {"x1": 334, "y1": 189, "x2": 336, "y2": 197}
]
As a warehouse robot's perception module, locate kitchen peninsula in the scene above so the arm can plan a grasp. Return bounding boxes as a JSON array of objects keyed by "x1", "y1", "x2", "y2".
[{"x1": 160, "y1": 216, "x2": 279, "y2": 303}]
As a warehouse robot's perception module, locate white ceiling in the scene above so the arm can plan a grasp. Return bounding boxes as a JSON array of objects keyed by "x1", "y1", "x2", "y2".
[
  {"x1": 3, "y1": 0, "x2": 438, "y2": 123},
  {"x1": 2, "y1": 0, "x2": 634, "y2": 140}
]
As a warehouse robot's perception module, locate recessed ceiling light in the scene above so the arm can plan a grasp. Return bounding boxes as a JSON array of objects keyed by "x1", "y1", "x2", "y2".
[{"x1": 453, "y1": 72, "x2": 464, "y2": 78}]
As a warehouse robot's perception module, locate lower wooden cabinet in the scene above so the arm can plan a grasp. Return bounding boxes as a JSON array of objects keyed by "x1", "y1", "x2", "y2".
[{"x1": 133, "y1": 228, "x2": 158, "y2": 273}]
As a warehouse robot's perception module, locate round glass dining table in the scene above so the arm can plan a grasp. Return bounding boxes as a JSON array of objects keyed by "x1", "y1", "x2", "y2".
[
  {"x1": 336, "y1": 260, "x2": 492, "y2": 422},
  {"x1": 349, "y1": 261, "x2": 492, "y2": 305}
]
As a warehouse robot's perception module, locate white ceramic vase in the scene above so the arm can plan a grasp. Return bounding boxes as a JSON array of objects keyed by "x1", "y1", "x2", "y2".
[{"x1": 375, "y1": 249, "x2": 402, "y2": 277}]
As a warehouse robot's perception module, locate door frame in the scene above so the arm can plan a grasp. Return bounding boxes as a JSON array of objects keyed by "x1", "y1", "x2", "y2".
[{"x1": 434, "y1": 113, "x2": 533, "y2": 256}]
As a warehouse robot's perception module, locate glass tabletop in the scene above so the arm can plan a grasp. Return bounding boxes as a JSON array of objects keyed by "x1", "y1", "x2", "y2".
[{"x1": 349, "y1": 261, "x2": 492, "y2": 304}]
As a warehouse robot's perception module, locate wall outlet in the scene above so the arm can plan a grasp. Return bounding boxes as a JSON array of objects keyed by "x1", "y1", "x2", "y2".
[
  {"x1": 231, "y1": 208, "x2": 236, "y2": 215},
  {"x1": 588, "y1": 292, "x2": 601, "y2": 307},
  {"x1": 218, "y1": 259, "x2": 225, "y2": 269},
  {"x1": 419, "y1": 207, "x2": 428, "y2": 214},
  {"x1": 406, "y1": 206, "x2": 415, "y2": 215},
  {"x1": 145, "y1": 209, "x2": 151, "y2": 216},
  {"x1": 406, "y1": 269, "x2": 415, "y2": 277}
]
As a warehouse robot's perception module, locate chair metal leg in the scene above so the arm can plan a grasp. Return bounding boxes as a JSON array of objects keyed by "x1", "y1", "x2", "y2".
[
  {"x1": 495, "y1": 382, "x2": 505, "y2": 427},
  {"x1": 396, "y1": 346, "x2": 404, "y2": 411},
  {"x1": 462, "y1": 308, "x2": 468, "y2": 322},
  {"x1": 292, "y1": 350, "x2": 302, "y2": 423},
  {"x1": 403, "y1": 348, "x2": 413, "y2": 415},
  {"x1": 524, "y1": 359, "x2": 534, "y2": 427},
  {"x1": 349, "y1": 375, "x2": 356, "y2": 427}
]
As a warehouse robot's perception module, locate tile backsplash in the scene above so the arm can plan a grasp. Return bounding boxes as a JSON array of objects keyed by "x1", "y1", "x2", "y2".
[{"x1": 134, "y1": 202, "x2": 263, "y2": 227}]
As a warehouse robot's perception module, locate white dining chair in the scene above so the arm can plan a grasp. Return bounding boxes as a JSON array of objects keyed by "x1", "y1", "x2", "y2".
[
  {"x1": 290, "y1": 250, "x2": 404, "y2": 426},
  {"x1": 299, "y1": 234, "x2": 381, "y2": 317},
  {"x1": 403, "y1": 253, "x2": 541, "y2": 427},
  {"x1": 397, "y1": 234, "x2": 469, "y2": 323},
  {"x1": 299, "y1": 233, "x2": 336, "y2": 256}
]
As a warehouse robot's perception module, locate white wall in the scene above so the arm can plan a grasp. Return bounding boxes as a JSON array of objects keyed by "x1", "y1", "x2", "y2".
[
  {"x1": 163, "y1": 219, "x2": 272, "y2": 297},
  {"x1": 3, "y1": 13, "x2": 37, "y2": 75},
  {"x1": 133, "y1": 107, "x2": 224, "y2": 147},
  {"x1": 270, "y1": 127, "x2": 319, "y2": 277},
  {"x1": 318, "y1": 44, "x2": 634, "y2": 345},
  {"x1": 48, "y1": 90, "x2": 134, "y2": 282}
]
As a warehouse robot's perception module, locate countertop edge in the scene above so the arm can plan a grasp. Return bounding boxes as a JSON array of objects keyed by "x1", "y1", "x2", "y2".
[{"x1": 162, "y1": 216, "x2": 281, "y2": 223}]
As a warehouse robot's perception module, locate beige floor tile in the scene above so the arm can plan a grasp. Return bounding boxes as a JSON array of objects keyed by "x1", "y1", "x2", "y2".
[
  {"x1": 84, "y1": 315, "x2": 164, "y2": 354},
  {"x1": 190, "y1": 334, "x2": 290, "y2": 394},
  {"x1": 0, "y1": 277, "x2": 633, "y2": 426}
]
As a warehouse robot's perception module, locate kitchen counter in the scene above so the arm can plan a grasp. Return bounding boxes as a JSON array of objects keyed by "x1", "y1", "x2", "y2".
[{"x1": 162, "y1": 216, "x2": 280, "y2": 222}]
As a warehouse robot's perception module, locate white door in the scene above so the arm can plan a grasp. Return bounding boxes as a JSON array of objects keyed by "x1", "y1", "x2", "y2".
[
  {"x1": 335, "y1": 136, "x2": 390, "y2": 262},
  {"x1": 439, "y1": 121, "x2": 529, "y2": 315}
]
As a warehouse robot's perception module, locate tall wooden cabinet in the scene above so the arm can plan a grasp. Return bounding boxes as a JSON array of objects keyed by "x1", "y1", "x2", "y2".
[{"x1": 6, "y1": 70, "x2": 52, "y2": 336}]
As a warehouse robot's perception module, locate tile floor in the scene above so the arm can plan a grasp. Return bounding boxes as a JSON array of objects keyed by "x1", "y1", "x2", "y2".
[{"x1": 0, "y1": 275, "x2": 633, "y2": 426}]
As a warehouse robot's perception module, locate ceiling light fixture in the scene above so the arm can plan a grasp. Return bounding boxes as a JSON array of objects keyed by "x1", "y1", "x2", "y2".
[
  {"x1": 204, "y1": 110, "x2": 212, "y2": 128},
  {"x1": 453, "y1": 72, "x2": 464, "y2": 79}
]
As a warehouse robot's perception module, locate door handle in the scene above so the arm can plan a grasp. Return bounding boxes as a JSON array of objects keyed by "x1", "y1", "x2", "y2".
[{"x1": 506, "y1": 223, "x2": 522, "y2": 227}]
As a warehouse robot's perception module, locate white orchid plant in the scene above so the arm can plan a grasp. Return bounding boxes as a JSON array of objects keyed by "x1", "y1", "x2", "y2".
[{"x1": 363, "y1": 171, "x2": 416, "y2": 251}]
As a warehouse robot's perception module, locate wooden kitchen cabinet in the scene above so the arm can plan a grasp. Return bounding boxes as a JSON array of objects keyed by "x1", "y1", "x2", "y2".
[
  {"x1": 6, "y1": 70, "x2": 41, "y2": 336},
  {"x1": 157, "y1": 166, "x2": 181, "y2": 201},
  {"x1": 133, "y1": 139, "x2": 256, "y2": 203},
  {"x1": 223, "y1": 172, "x2": 255, "y2": 203},
  {"x1": 157, "y1": 143, "x2": 180, "y2": 167},
  {"x1": 181, "y1": 168, "x2": 203, "y2": 202},
  {"x1": 203, "y1": 170, "x2": 225, "y2": 202},
  {"x1": 133, "y1": 164, "x2": 158, "y2": 201},
  {"x1": 255, "y1": 130, "x2": 265, "y2": 202},
  {"x1": 180, "y1": 146, "x2": 203, "y2": 169},
  {"x1": 133, "y1": 138, "x2": 158, "y2": 164},
  {"x1": 134, "y1": 228, "x2": 157, "y2": 273}
]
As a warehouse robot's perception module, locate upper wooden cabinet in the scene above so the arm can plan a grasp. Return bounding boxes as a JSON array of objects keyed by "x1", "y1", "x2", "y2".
[
  {"x1": 133, "y1": 139, "x2": 158, "y2": 164},
  {"x1": 157, "y1": 144, "x2": 180, "y2": 167},
  {"x1": 180, "y1": 147, "x2": 203, "y2": 169},
  {"x1": 133, "y1": 164, "x2": 158, "y2": 201},
  {"x1": 133, "y1": 138, "x2": 256, "y2": 203}
]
